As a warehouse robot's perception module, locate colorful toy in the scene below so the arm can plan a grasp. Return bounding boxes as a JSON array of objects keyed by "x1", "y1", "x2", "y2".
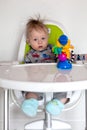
[{"x1": 52, "y1": 34, "x2": 74, "y2": 70}]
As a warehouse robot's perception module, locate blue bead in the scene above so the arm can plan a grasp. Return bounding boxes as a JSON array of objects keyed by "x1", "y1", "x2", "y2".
[
  {"x1": 57, "y1": 60, "x2": 72, "y2": 70},
  {"x1": 58, "y1": 35, "x2": 68, "y2": 45}
]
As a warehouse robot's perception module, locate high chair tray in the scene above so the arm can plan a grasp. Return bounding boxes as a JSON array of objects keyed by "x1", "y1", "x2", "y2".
[{"x1": 0, "y1": 63, "x2": 87, "y2": 92}]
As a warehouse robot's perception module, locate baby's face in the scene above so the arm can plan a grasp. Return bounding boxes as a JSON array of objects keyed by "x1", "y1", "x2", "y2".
[{"x1": 28, "y1": 29, "x2": 48, "y2": 51}]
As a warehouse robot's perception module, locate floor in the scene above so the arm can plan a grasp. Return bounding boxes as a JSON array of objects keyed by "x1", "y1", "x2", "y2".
[{"x1": 0, "y1": 88, "x2": 86, "y2": 130}]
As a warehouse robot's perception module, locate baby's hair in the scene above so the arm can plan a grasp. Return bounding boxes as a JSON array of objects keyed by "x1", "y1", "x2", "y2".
[{"x1": 26, "y1": 16, "x2": 48, "y2": 39}]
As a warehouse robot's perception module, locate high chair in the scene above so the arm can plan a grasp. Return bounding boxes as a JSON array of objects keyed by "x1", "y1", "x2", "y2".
[{"x1": 10, "y1": 20, "x2": 83, "y2": 130}]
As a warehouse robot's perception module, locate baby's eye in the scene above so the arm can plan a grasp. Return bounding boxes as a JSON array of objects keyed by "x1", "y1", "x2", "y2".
[
  {"x1": 34, "y1": 38, "x2": 38, "y2": 41},
  {"x1": 42, "y1": 37, "x2": 46, "y2": 40}
]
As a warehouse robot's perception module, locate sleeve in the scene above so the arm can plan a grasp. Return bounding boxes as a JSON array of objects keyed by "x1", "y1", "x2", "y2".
[{"x1": 24, "y1": 53, "x2": 32, "y2": 63}]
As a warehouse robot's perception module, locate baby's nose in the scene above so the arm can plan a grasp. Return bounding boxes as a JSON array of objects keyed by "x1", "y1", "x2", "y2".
[{"x1": 38, "y1": 39, "x2": 42, "y2": 44}]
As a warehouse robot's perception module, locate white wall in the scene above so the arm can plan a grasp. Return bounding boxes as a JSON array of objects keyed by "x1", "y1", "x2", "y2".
[{"x1": 0, "y1": 0, "x2": 87, "y2": 61}]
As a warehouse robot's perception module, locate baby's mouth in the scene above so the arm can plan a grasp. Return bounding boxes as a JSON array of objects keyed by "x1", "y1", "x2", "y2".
[{"x1": 39, "y1": 46, "x2": 43, "y2": 49}]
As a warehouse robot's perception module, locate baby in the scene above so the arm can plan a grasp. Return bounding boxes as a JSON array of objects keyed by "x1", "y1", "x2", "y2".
[{"x1": 21, "y1": 16, "x2": 69, "y2": 117}]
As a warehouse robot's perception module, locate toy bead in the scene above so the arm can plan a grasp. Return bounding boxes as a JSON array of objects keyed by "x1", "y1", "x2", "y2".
[
  {"x1": 58, "y1": 35, "x2": 68, "y2": 45},
  {"x1": 58, "y1": 52, "x2": 67, "y2": 61},
  {"x1": 57, "y1": 47, "x2": 62, "y2": 54},
  {"x1": 52, "y1": 46, "x2": 58, "y2": 54},
  {"x1": 52, "y1": 46, "x2": 62, "y2": 55}
]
